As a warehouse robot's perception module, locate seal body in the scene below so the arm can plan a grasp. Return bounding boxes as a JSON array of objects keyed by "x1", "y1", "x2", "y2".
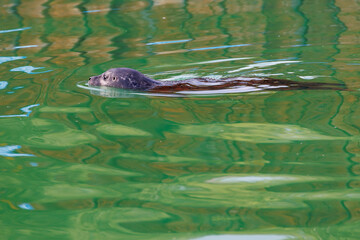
[{"x1": 88, "y1": 68, "x2": 345, "y2": 92}]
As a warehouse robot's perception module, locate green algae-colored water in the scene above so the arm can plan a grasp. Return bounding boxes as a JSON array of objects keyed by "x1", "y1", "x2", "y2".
[{"x1": 1, "y1": 0, "x2": 360, "y2": 239}]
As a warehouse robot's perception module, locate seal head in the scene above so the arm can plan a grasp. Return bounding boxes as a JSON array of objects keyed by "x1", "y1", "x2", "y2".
[{"x1": 88, "y1": 68, "x2": 160, "y2": 90}]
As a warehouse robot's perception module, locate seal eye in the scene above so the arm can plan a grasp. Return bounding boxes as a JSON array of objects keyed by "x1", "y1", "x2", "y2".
[
  {"x1": 103, "y1": 75, "x2": 107, "y2": 80},
  {"x1": 113, "y1": 77, "x2": 116, "y2": 81}
]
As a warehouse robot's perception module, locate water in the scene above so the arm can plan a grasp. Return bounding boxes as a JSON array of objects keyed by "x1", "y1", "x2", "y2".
[{"x1": 1, "y1": 0, "x2": 360, "y2": 239}]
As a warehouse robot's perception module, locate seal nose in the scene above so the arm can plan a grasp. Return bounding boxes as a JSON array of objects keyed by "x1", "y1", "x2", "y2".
[{"x1": 89, "y1": 77, "x2": 92, "y2": 80}]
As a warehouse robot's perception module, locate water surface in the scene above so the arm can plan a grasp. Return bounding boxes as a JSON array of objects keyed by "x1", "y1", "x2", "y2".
[{"x1": 1, "y1": 0, "x2": 360, "y2": 239}]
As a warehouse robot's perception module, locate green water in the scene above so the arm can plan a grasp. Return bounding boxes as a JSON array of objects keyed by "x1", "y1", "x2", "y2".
[{"x1": 1, "y1": 0, "x2": 360, "y2": 239}]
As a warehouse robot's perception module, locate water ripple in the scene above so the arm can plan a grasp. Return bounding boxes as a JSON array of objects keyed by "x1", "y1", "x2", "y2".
[
  {"x1": 0, "y1": 104, "x2": 39, "y2": 118},
  {"x1": 155, "y1": 43, "x2": 251, "y2": 55},
  {"x1": 228, "y1": 60, "x2": 301, "y2": 73},
  {"x1": 190, "y1": 43, "x2": 251, "y2": 51},
  {"x1": 186, "y1": 57, "x2": 253, "y2": 65},
  {"x1": 0, "y1": 145, "x2": 34, "y2": 157},
  {"x1": 13, "y1": 45, "x2": 38, "y2": 49},
  {"x1": 207, "y1": 176, "x2": 297, "y2": 184},
  {"x1": 10, "y1": 66, "x2": 52, "y2": 74},
  {"x1": 83, "y1": 8, "x2": 120, "y2": 13},
  {"x1": 177, "y1": 122, "x2": 349, "y2": 143},
  {"x1": 192, "y1": 234, "x2": 295, "y2": 240},
  {"x1": 0, "y1": 27, "x2": 31, "y2": 34},
  {"x1": 18, "y1": 203, "x2": 34, "y2": 210},
  {"x1": 0, "y1": 56, "x2": 26, "y2": 65},
  {"x1": 0, "y1": 81, "x2": 8, "y2": 90},
  {"x1": 147, "y1": 39, "x2": 192, "y2": 45}
]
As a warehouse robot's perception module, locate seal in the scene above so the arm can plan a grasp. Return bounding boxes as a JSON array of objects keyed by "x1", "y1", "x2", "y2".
[{"x1": 88, "y1": 68, "x2": 345, "y2": 92}]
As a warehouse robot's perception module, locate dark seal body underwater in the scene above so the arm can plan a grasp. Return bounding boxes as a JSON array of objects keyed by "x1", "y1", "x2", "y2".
[{"x1": 88, "y1": 68, "x2": 345, "y2": 92}]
